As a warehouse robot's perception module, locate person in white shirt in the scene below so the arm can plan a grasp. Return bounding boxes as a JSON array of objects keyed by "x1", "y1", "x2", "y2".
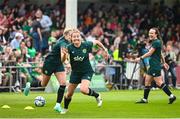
[
  {"x1": 10, "y1": 32, "x2": 24, "y2": 49},
  {"x1": 35, "y1": 9, "x2": 52, "y2": 54}
]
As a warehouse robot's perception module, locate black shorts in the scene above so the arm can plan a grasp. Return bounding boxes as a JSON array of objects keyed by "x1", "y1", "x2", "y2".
[
  {"x1": 69, "y1": 71, "x2": 94, "y2": 84},
  {"x1": 42, "y1": 59, "x2": 65, "y2": 76},
  {"x1": 147, "y1": 68, "x2": 161, "y2": 77}
]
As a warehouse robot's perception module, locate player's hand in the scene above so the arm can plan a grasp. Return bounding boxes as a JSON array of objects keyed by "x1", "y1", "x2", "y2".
[
  {"x1": 163, "y1": 63, "x2": 169, "y2": 70},
  {"x1": 65, "y1": 63, "x2": 71, "y2": 74},
  {"x1": 61, "y1": 47, "x2": 68, "y2": 54}
]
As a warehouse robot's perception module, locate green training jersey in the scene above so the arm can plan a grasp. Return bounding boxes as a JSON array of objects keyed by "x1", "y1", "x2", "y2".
[
  {"x1": 68, "y1": 41, "x2": 94, "y2": 73},
  {"x1": 46, "y1": 37, "x2": 70, "y2": 64},
  {"x1": 28, "y1": 47, "x2": 36, "y2": 58},
  {"x1": 149, "y1": 39, "x2": 162, "y2": 70}
]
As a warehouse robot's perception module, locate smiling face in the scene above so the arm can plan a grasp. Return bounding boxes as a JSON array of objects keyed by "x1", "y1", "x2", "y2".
[
  {"x1": 149, "y1": 29, "x2": 158, "y2": 40},
  {"x1": 71, "y1": 31, "x2": 82, "y2": 47}
]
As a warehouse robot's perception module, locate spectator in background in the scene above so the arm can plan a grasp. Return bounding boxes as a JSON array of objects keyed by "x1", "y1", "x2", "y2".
[
  {"x1": 18, "y1": 3, "x2": 26, "y2": 17},
  {"x1": 35, "y1": 9, "x2": 52, "y2": 55},
  {"x1": 22, "y1": 19, "x2": 33, "y2": 35},
  {"x1": 164, "y1": 44, "x2": 177, "y2": 88},
  {"x1": 0, "y1": 10, "x2": 8, "y2": 27},
  {"x1": 103, "y1": 22, "x2": 115, "y2": 46},
  {"x1": 91, "y1": 22, "x2": 104, "y2": 37},
  {"x1": 31, "y1": 17, "x2": 43, "y2": 52},
  {"x1": 86, "y1": 30, "x2": 96, "y2": 42},
  {"x1": 26, "y1": 40, "x2": 36, "y2": 59},
  {"x1": 3, "y1": 46, "x2": 12, "y2": 61},
  {"x1": 10, "y1": 32, "x2": 24, "y2": 49},
  {"x1": 20, "y1": 44, "x2": 29, "y2": 62},
  {"x1": 113, "y1": 31, "x2": 123, "y2": 49},
  {"x1": 17, "y1": 41, "x2": 27, "y2": 55},
  {"x1": 84, "y1": 9, "x2": 93, "y2": 27},
  {"x1": 0, "y1": 29, "x2": 7, "y2": 46}
]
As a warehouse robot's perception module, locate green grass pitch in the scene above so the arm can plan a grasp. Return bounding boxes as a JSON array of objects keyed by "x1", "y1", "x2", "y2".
[{"x1": 0, "y1": 90, "x2": 180, "y2": 118}]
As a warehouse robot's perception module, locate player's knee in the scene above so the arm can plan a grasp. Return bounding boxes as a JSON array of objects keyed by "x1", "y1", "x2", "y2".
[
  {"x1": 154, "y1": 79, "x2": 163, "y2": 86},
  {"x1": 145, "y1": 82, "x2": 151, "y2": 86},
  {"x1": 80, "y1": 87, "x2": 88, "y2": 94},
  {"x1": 60, "y1": 80, "x2": 66, "y2": 86},
  {"x1": 156, "y1": 81, "x2": 163, "y2": 87}
]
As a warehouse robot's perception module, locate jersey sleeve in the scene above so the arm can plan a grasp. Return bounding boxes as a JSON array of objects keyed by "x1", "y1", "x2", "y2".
[
  {"x1": 59, "y1": 38, "x2": 69, "y2": 48},
  {"x1": 59, "y1": 40, "x2": 65, "y2": 48},
  {"x1": 86, "y1": 41, "x2": 93, "y2": 52},
  {"x1": 152, "y1": 40, "x2": 161, "y2": 49}
]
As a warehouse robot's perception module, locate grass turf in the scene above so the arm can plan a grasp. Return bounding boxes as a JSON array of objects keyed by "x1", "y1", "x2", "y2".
[{"x1": 0, "y1": 90, "x2": 180, "y2": 118}]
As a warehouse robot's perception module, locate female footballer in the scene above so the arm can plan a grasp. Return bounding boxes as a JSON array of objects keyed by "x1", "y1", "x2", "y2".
[
  {"x1": 61, "y1": 29, "x2": 109, "y2": 114},
  {"x1": 134, "y1": 27, "x2": 176, "y2": 104},
  {"x1": 24, "y1": 28, "x2": 72, "y2": 112}
]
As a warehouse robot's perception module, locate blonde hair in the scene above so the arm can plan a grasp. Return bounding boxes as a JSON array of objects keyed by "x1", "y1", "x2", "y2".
[
  {"x1": 63, "y1": 28, "x2": 72, "y2": 36},
  {"x1": 70, "y1": 29, "x2": 84, "y2": 42},
  {"x1": 70, "y1": 29, "x2": 80, "y2": 37}
]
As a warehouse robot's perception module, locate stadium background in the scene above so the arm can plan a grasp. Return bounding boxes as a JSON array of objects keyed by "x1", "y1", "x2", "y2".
[{"x1": 0, "y1": 0, "x2": 180, "y2": 118}]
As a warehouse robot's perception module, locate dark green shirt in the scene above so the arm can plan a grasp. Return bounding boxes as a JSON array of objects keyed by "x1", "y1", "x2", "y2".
[
  {"x1": 68, "y1": 41, "x2": 94, "y2": 73},
  {"x1": 149, "y1": 39, "x2": 162, "y2": 70},
  {"x1": 47, "y1": 37, "x2": 70, "y2": 64}
]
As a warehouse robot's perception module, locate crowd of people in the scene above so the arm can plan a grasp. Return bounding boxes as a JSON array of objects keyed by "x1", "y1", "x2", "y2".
[{"x1": 0, "y1": 0, "x2": 179, "y2": 92}]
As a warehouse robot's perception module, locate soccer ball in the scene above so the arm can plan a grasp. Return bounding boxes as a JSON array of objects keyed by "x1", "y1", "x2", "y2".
[{"x1": 34, "y1": 96, "x2": 46, "y2": 107}]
